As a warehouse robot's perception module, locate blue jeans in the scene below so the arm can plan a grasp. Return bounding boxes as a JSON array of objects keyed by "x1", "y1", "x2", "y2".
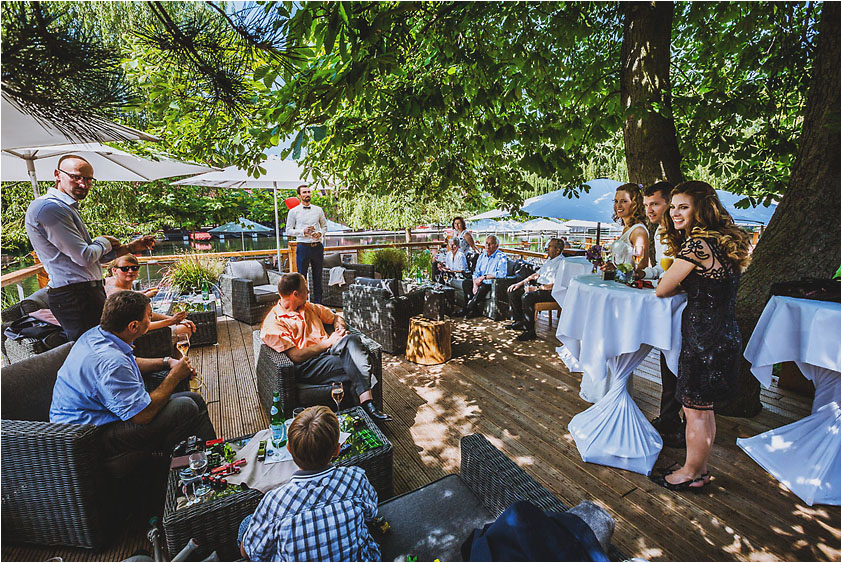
[{"x1": 297, "y1": 242, "x2": 324, "y2": 304}]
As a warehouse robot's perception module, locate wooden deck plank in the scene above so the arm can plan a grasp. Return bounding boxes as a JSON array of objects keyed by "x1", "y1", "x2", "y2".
[{"x1": 3, "y1": 313, "x2": 838, "y2": 562}]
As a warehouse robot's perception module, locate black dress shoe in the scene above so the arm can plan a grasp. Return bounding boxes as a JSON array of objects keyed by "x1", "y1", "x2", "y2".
[
  {"x1": 660, "y1": 429, "x2": 686, "y2": 449},
  {"x1": 516, "y1": 331, "x2": 537, "y2": 341},
  {"x1": 505, "y1": 322, "x2": 525, "y2": 330},
  {"x1": 362, "y1": 401, "x2": 392, "y2": 422},
  {"x1": 464, "y1": 310, "x2": 481, "y2": 319}
]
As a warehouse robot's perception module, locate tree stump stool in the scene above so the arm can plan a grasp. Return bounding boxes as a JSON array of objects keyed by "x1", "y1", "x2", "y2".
[{"x1": 406, "y1": 315, "x2": 452, "y2": 365}]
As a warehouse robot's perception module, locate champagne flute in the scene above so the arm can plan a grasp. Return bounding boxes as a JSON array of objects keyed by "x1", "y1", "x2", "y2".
[
  {"x1": 331, "y1": 382, "x2": 344, "y2": 412},
  {"x1": 176, "y1": 333, "x2": 190, "y2": 358}
]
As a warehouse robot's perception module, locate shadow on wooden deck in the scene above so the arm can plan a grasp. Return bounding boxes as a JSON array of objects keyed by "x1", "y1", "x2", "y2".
[{"x1": 3, "y1": 313, "x2": 839, "y2": 562}]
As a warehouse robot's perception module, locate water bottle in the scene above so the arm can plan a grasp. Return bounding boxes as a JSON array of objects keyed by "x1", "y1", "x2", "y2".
[{"x1": 269, "y1": 392, "x2": 287, "y2": 448}]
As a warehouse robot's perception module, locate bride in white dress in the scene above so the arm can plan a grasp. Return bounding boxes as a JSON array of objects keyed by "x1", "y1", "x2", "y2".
[{"x1": 580, "y1": 183, "x2": 651, "y2": 402}]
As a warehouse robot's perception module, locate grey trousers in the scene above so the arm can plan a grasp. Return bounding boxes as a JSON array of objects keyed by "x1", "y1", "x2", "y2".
[
  {"x1": 100, "y1": 391, "x2": 217, "y2": 460},
  {"x1": 294, "y1": 333, "x2": 372, "y2": 402}
]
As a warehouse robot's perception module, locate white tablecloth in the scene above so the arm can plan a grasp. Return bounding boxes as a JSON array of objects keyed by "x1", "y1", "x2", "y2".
[
  {"x1": 737, "y1": 296, "x2": 841, "y2": 506},
  {"x1": 551, "y1": 257, "x2": 594, "y2": 307},
  {"x1": 556, "y1": 275, "x2": 686, "y2": 403},
  {"x1": 556, "y1": 275, "x2": 687, "y2": 475}
]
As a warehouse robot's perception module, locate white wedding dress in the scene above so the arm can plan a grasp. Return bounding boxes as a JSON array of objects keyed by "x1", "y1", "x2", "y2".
[{"x1": 610, "y1": 223, "x2": 648, "y2": 266}]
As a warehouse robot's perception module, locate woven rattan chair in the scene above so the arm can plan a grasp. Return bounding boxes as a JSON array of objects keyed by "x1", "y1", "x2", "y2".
[
  {"x1": 252, "y1": 328, "x2": 383, "y2": 419},
  {"x1": 1, "y1": 342, "x2": 185, "y2": 551},
  {"x1": 307, "y1": 259, "x2": 375, "y2": 308},
  {"x1": 219, "y1": 260, "x2": 282, "y2": 325},
  {"x1": 447, "y1": 258, "x2": 527, "y2": 321},
  {"x1": 377, "y1": 433, "x2": 624, "y2": 561},
  {"x1": 341, "y1": 284, "x2": 425, "y2": 354}
]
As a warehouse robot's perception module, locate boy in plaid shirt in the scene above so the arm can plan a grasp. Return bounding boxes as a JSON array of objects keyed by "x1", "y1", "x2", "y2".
[{"x1": 239, "y1": 406, "x2": 380, "y2": 561}]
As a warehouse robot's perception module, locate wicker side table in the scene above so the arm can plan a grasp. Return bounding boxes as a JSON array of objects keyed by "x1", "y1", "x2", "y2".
[
  {"x1": 162, "y1": 406, "x2": 393, "y2": 559},
  {"x1": 187, "y1": 305, "x2": 218, "y2": 346}
]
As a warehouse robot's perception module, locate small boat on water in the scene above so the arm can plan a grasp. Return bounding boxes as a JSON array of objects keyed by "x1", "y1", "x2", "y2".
[{"x1": 190, "y1": 231, "x2": 212, "y2": 241}]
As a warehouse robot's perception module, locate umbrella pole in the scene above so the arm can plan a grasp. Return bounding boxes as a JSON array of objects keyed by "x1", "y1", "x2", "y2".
[
  {"x1": 273, "y1": 182, "x2": 282, "y2": 271},
  {"x1": 596, "y1": 222, "x2": 601, "y2": 247},
  {"x1": 26, "y1": 158, "x2": 40, "y2": 198}
]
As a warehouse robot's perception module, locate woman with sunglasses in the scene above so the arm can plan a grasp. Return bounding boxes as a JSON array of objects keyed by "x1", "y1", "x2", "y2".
[{"x1": 105, "y1": 254, "x2": 196, "y2": 339}]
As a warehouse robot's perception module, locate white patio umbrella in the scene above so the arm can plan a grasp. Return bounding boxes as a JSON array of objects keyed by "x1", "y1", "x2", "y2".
[
  {"x1": 2, "y1": 143, "x2": 216, "y2": 197},
  {"x1": 467, "y1": 208, "x2": 509, "y2": 220},
  {"x1": 173, "y1": 156, "x2": 318, "y2": 269},
  {"x1": 2, "y1": 91, "x2": 161, "y2": 195},
  {"x1": 519, "y1": 218, "x2": 571, "y2": 233}
]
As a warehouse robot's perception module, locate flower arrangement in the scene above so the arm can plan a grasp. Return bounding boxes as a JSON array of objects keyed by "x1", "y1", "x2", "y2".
[{"x1": 585, "y1": 244, "x2": 605, "y2": 264}]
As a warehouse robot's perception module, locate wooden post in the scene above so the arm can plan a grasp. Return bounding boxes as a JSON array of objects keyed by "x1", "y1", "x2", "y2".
[
  {"x1": 31, "y1": 252, "x2": 50, "y2": 288},
  {"x1": 289, "y1": 242, "x2": 297, "y2": 273}
]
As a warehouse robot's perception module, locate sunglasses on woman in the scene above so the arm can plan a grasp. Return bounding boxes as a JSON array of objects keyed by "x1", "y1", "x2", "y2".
[{"x1": 116, "y1": 265, "x2": 140, "y2": 272}]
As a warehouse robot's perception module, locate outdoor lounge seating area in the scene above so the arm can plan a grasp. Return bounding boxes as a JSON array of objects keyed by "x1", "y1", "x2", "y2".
[{"x1": 2, "y1": 311, "x2": 837, "y2": 562}]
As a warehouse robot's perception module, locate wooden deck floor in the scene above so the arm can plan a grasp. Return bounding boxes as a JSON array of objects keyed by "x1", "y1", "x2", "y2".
[{"x1": 3, "y1": 313, "x2": 839, "y2": 562}]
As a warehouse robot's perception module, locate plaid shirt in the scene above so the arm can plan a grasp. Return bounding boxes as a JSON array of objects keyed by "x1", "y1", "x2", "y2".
[{"x1": 242, "y1": 465, "x2": 380, "y2": 562}]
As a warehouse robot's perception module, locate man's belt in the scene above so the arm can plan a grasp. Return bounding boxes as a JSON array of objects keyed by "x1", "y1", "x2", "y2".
[
  {"x1": 298, "y1": 242, "x2": 323, "y2": 247},
  {"x1": 50, "y1": 279, "x2": 104, "y2": 290}
]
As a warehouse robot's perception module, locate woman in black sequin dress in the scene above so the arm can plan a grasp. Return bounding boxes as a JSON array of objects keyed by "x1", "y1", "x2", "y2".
[{"x1": 652, "y1": 181, "x2": 751, "y2": 491}]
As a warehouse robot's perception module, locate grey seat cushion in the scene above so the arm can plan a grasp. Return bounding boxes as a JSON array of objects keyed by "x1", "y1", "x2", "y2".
[
  {"x1": 226, "y1": 260, "x2": 269, "y2": 286},
  {"x1": 355, "y1": 277, "x2": 400, "y2": 298},
  {"x1": 253, "y1": 283, "x2": 278, "y2": 296},
  {"x1": 324, "y1": 253, "x2": 343, "y2": 268},
  {"x1": 1, "y1": 341, "x2": 74, "y2": 422},
  {"x1": 377, "y1": 474, "x2": 495, "y2": 562}
]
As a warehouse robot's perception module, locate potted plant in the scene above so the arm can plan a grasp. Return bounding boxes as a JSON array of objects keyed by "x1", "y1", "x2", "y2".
[
  {"x1": 160, "y1": 252, "x2": 226, "y2": 295},
  {"x1": 360, "y1": 247, "x2": 408, "y2": 280}
]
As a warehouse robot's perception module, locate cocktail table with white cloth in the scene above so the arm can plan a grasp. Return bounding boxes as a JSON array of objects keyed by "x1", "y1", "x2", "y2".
[
  {"x1": 551, "y1": 256, "x2": 594, "y2": 306},
  {"x1": 737, "y1": 296, "x2": 841, "y2": 506},
  {"x1": 556, "y1": 275, "x2": 687, "y2": 475}
]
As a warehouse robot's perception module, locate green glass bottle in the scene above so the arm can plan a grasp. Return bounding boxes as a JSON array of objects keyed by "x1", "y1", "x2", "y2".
[{"x1": 269, "y1": 392, "x2": 287, "y2": 448}]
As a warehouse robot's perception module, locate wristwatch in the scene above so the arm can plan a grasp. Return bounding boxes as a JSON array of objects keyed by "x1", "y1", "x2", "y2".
[{"x1": 163, "y1": 356, "x2": 172, "y2": 369}]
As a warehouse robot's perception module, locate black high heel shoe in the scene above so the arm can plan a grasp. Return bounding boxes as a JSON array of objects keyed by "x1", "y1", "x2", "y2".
[{"x1": 650, "y1": 471, "x2": 710, "y2": 492}]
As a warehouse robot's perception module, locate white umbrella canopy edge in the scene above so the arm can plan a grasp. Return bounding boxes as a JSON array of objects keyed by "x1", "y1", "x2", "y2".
[
  {"x1": 1, "y1": 90, "x2": 160, "y2": 152},
  {"x1": 2, "y1": 143, "x2": 216, "y2": 185}
]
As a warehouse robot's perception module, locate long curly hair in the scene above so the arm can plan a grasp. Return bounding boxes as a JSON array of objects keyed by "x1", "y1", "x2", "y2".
[
  {"x1": 661, "y1": 181, "x2": 751, "y2": 269},
  {"x1": 612, "y1": 183, "x2": 647, "y2": 227}
]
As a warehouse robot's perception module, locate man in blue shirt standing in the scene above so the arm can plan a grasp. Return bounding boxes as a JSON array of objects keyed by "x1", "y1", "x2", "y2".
[
  {"x1": 25, "y1": 155, "x2": 156, "y2": 340},
  {"x1": 50, "y1": 291, "x2": 216, "y2": 461},
  {"x1": 462, "y1": 235, "x2": 509, "y2": 319}
]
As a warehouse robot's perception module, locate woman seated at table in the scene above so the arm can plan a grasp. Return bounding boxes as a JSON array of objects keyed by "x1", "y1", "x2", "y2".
[
  {"x1": 601, "y1": 183, "x2": 650, "y2": 272},
  {"x1": 105, "y1": 254, "x2": 196, "y2": 339},
  {"x1": 437, "y1": 238, "x2": 469, "y2": 282},
  {"x1": 653, "y1": 181, "x2": 750, "y2": 491}
]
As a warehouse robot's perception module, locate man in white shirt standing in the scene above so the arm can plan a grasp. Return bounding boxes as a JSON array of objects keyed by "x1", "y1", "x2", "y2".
[
  {"x1": 637, "y1": 181, "x2": 684, "y2": 448},
  {"x1": 286, "y1": 184, "x2": 328, "y2": 304},
  {"x1": 505, "y1": 238, "x2": 565, "y2": 341}
]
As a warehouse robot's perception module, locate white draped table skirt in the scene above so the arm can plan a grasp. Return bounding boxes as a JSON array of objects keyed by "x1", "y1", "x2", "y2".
[
  {"x1": 568, "y1": 344, "x2": 663, "y2": 475},
  {"x1": 737, "y1": 365, "x2": 841, "y2": 506}
]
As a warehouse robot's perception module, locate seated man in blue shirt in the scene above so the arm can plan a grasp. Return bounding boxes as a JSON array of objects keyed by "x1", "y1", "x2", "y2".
[
  {"x1": 50, "y1": 291, "x2": 216, "y2": 463},
  {"x1": 460, "y1": 235, "x2": 509, "y2": 319},
  {"x1": 239, "y1": 406, "x2": 380, "y2": 562}
]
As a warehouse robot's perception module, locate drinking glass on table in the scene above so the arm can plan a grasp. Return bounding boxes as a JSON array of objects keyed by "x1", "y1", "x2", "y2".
[
  {"x1": 189, "y1": 451, "x2": 211, "y2": 500},
  {"x1": 331, "y1": 382, "x2": 344, "y2": 412}
]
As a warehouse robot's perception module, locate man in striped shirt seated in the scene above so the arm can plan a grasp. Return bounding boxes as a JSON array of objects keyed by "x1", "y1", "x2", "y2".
[{"x1": 239, "y1": 406, "x2": 381, "y2": 562}]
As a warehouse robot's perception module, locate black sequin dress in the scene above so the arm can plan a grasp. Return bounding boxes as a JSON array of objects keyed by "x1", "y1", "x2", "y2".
[{"x1": 675, "y1": 238, "x2": 742, "y2": 410}]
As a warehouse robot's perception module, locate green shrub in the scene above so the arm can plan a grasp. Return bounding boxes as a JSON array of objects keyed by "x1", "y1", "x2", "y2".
[
  {"x1": 160, "y1": 252, "x2": 226, "y2": 293},
  {"x1": 405, "y1": 248, "x2": 433, "y2": 280},
  {"x1": 361, "y1": 247, "x2": 407, "y2": 279}
]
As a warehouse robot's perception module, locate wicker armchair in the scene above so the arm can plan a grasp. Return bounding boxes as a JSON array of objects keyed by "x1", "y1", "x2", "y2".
[
  {"x1": 377, "y1": 433, "x2": 623, "y2": 561},
  {"x1": 448, "y1": 258, "x2": 527, "y2": 321},
  {"x1": 1, "y1": 288, "x2": 68, "y2": 365},
  {"x1": 219, "y1": 260, "x2": 282, "y2": 325},
  {"x1": 252, "y1": 328, "x2": 383, "y2": 419},
  {"x1": 308, "y1": 262, "x2": 375, "y2": 308},
  {"x1": 341, "y1": 284, "x2": 426, "y2": 354}
]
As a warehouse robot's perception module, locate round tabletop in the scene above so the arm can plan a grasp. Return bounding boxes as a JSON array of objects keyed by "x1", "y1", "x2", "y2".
[
  {"x1": 556, "y1": 275, "x2": 687, "y2": 385},
  {"x1": 551, "y1": 256, "x2": 594, "y2": 307}
]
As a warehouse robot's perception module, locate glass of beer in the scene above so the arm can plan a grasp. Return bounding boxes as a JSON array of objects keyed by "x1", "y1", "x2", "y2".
[{"x1": 660, "y1": 257, "x2": 674, "y2": 271}]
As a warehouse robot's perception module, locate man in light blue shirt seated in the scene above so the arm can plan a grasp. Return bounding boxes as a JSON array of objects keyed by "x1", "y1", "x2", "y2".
[
  {"x1": 50, "y1": 291, "x2": 216, "y2": 463},
  {"x1": 461, "y1": 235, "x2": 509, "y2": 318}
]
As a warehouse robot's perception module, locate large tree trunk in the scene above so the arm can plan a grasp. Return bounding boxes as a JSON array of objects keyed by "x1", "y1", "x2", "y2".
[
  {"x1": 722, "y1": 2, "x2": 841, "y2": 416},
  {"x1": 620, "y1": 1, "x2": 683, "y2": 186}
]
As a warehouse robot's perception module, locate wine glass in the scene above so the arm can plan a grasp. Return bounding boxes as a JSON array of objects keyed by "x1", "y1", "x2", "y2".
[
  {"x1": 189, "y1": 452, "x2": 211, "y2": 500},
  {"x1": 176, "y1": 333, "x2": 190, "y2": 358},
  {"x1": 331, "y1": 382, "x2": 344, "y2": 412},
  {"x1": 632, "y1": 246, "x2": 644, "y2": 271},
  {"x1": 660, "y1": 256, "x2": 674, "y2": 272}
]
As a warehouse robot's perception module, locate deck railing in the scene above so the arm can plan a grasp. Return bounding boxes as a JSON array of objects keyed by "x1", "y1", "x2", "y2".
[{"x1": 1, "y1": 239, "x2": 586, "y2": 302}]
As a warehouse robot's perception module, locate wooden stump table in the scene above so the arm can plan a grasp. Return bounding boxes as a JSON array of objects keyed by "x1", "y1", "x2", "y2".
[{"x1": 406, "y1": 315, "x2": 452, "y2": 365}]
